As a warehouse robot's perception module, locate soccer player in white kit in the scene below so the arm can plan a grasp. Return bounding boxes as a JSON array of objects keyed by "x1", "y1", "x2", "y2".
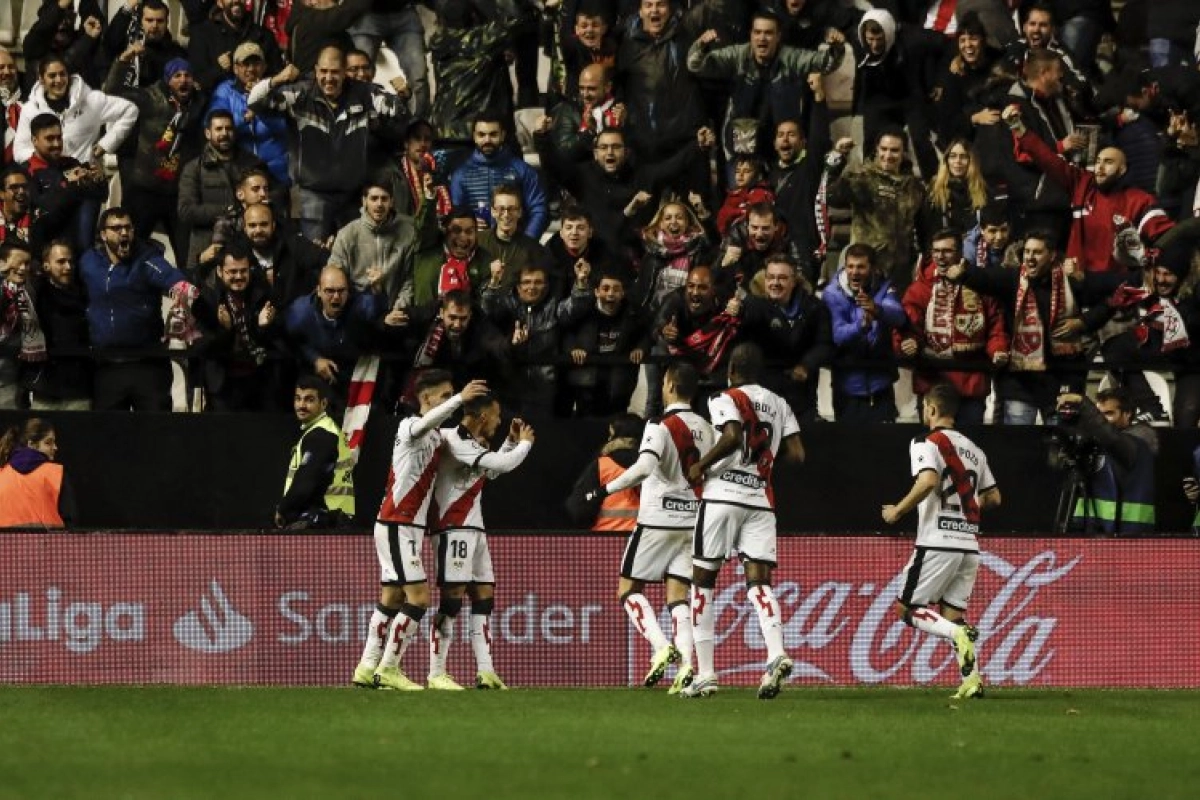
[
  {"x1": 589, "y1": 361, "x2": 716, "y2": 693},
  {"x1": 352, "y1": 371, "x2": 490, "y2": 691},
  {"x1": 427, "y1": 394, "x2": 535, "y2": 691},
  {"x1": 680, "y1": 343, "x2": 805, "y2": 699},
  {"x1": 882, "y1": 383, "x2": 1002, "y2": 699}
]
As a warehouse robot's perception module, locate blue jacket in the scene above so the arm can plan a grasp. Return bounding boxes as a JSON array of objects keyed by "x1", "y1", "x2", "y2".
[
  {"x1": 284, "y1": 291, "x2": 386, "y2": 369},
  {"x1": 823, "y1": 269, "x2": 905, "y2": 396},
  {"x1": 208, "y1": 79, "x2": 292, "y2": 189},
  {"x1": 449, "y1": 149, "x2": 549, "y2": 239},
  {"x1": 79, "y1": 242, "x2": 187, "y2": 350}
]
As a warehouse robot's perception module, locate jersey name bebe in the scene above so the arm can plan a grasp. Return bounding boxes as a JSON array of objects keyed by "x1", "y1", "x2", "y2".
[
  {"x1": 637, "y1": 409, "x2": 716, "y2": 528},
  {"x1": 377, "y1": 416, "x2": 444, "y2": 526},
  {"x1": 911, "y1": 428, "x2": 996, "y2": 551},
  {"x1": 703, "y1": 384, "x2": 799, "y2": 509}
]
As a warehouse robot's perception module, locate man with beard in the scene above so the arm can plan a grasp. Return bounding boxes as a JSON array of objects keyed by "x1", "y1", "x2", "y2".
[
  {"x1": 450, "y1": 114, "x2": 549, "y2": 240},
  {"x1": 193, "y1": 238, "x2": 279, "y2": 411},
  {"x1": 0, "y1": 167, "x2": 32, "y2": 245},
  {"x1": 562, "y1": 270, "x2": 652, "y2": 417},
  {"x1": 331, "y1": 180, "x2": 418, "y2": 307},
  {"x1": 208, "y1": 42, "x2": 293, "y2": 191},
  {"x1": 544, "y1": 63, "x2": 625, "y2": 165},
  {"x1": 823, "y1": 243, "x2": 906, "y2": 422},
  {"x1": 1003, "y1": 105, "x2": 1174, "y2": 274},
  {"x1": 241, "y1": 201, "x2": 325, "y2": 310},
  {"x1": 23, "y1": 114, "x2": 108, "y2": 256},
  {"x1": 28, "y1": 241, "x2": 91, "y2": 410},
  {"x1": 78, "y1": 208, "x2": 194, "y2": 411},
  {"x1": 944, "y1": 230, "x2": 1129, "y2": 424},
  {"x1": 188, "y1": 0, "x2": 284, "y2": 92},
  {"x1": 105, "y1": 0, "x2": 187, "y2": 90},
  {"x1": 276, "y1": 375, "x2": 356, "y2": 529},
  {"x1": 735, "y1": 255, "x2": 832, "y2": 424},
  {"x1": 717, "y1": 202, "x2": 808, "y2": 292},
  {"x1": 402, "y1": 289, "x2": 512, "y2": 403},
  {"x1": 383, "y1": 119, "x2": 449, "y2": 239},
  {"x1": 412, "y1": 207, "x2": 494, "y2": 307},
  {"x1": 770, "y1": 109, "x2": 830, "y2": 281},
  {"x1": 177, "y1": 110, "x2": 268, "y2": 271},
  {"x1": 481, "y1": 262, "x2": 592, "y2": 418},
  {"x1": 106, "y1": 56, "x2": 207, "y2": 268},
  {"x1": 283, "y1": 264, "x2": 387, "y2": 409},
  {"x1": 653, "y1": 264, "x2": 741, "y2": 396},
  {"x1": 1002, "y1": 2, "x2": 1091, "y2": 111},
  {"x1": 249, "y1": 44, "x2": 409, "y2": 241}
]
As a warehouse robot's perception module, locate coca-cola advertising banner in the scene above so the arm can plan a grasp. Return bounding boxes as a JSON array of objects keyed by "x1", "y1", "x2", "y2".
[{"x1": 1, "y1": 534, "x2": 1197, "y2": 687}]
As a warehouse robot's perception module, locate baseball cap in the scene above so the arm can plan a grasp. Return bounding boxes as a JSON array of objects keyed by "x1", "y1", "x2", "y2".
[{"x1": 233, "y1": 42, "x2": 265, "y2": 64}]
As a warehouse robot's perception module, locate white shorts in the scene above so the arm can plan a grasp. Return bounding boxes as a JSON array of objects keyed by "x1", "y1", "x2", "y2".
[
  {"x1": 434, "y1": 529, "x2": 495, "y2": 585},
  {"x1": 620, "y1": 525, "x2": 692, "y2": 583},
  {"x1": 897, "y1": 547, "x2": 980, "y2": 611},
  {"x1": 374, "y1": 521, "x2": 427, "y2": 586},
  {"x1": 692, "y1": 501, "x2": 777, "y2": 569}
]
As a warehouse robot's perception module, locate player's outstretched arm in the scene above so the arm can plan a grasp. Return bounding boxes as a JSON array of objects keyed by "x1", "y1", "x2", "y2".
[{"x1": 592, "y1": 451, "x2": 658, "y2": 501}]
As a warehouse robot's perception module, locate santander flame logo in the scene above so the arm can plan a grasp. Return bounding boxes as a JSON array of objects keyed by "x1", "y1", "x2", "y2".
[
  {"x1": 704, "y1": 550, "x2": 1081, "y2": 685},
  {"x1": 173, "y1": 581, "x2": 255, "y2": 653}
]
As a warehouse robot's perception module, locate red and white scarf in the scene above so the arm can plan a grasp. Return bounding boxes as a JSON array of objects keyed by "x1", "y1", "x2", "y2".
[
  {"x1": 924, "y1": 278, "x2": 960, "y2": 358},
  {"x1": 1010, "y1": 267, "x2": 1079, "y2": 371},
  {"x1": 438, "y1": 250, "x2": 472, "y2": 297},
  {"x1": 1, "y1": 282, "x2": 46, "y2": 362},
  {"x1": 1107, "y1": 285, "x2": 1191, "y2": 353}
]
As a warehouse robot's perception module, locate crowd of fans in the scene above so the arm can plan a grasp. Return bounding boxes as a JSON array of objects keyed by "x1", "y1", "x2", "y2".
[{"x1": 1, "y1": 0, "x2": 1200, "y2": 427}]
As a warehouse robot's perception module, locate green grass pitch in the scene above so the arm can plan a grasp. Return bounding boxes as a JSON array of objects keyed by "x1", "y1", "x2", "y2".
[{"x1": 2, "y1": 687, "x2": 1197, "y2": 799}]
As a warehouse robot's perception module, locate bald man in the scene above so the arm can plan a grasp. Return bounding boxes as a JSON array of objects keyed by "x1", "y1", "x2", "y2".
[
  {"x1": 1004, "y1": 107, "x2": 1173, "y2": 273},
  {"x1": 535, "y1": 63, "x2": 624, "y2": 164}
]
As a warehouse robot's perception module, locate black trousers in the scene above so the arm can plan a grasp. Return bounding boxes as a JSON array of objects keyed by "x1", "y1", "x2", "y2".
[{"x1": 93, "y1": 360, "x2": 173, "y2": 411}]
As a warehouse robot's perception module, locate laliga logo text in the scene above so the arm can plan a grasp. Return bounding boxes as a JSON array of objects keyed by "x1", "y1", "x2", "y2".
[
  {"x1": 707, "y1": 550, "x2": 1080, "y2": 684},
  {"x1": 0, "y1": 587, "x2": 145, "y2": 653},
  {"x1": 173, "y1": 581, "x2": 255, "y2": 653}
]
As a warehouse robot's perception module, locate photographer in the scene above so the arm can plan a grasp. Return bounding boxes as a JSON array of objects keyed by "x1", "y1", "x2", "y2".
[{"x1": 1055, "y1": 388, "x2": 1157, "y2": 534}]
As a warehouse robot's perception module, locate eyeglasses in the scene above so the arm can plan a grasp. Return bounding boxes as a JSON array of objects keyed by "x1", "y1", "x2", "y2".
[{"x1": 492, "y1": 206, "x2": 521, "y2": 215}]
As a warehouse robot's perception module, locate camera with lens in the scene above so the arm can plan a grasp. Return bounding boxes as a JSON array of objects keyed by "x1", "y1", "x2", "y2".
[{"x1": 1047, "y1": 407, "x2": 1100, "y2": 473}]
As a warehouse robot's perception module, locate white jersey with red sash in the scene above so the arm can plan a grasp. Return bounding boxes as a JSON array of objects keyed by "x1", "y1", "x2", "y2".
[
  {"x1": 911, "y1": 427, "x2": 995, "y2": 552},
  {"x1": 636, "y1": 408, "x2": 716, "y2": 528},
  {"x1": 703, "y1": 384, "x2": 799, "y2": 509},
  {"x1": 432, "y1": 427, "x2": 530, "y2": 532},
  {"x1": 377, "y1": 415, "x2": 446, "y2": 526}
]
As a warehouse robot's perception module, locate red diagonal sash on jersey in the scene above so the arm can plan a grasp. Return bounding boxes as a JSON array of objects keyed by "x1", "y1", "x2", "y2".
[
  {"x1": 662, "y1": 413, "x2": 702, "y2": 498},
  {"x1": 725, "y1": 388, "x2": 775, "y2": 506},
  {"x1": 379, "y1": 449, "x2": 442, "y2": 524},
  {"x1": 438, "y1": 476, "x2": 487, "y2": 529},
  {"x1": 927, "y1": 430, "x2": 980, "y2": 523}
]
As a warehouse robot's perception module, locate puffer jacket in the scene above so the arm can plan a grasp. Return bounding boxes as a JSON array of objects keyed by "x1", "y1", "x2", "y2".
[
  {"x1": 177, "y1": 144, "x2": 267, "y2": 268},
  {"x1": 13, "y1": 74, "x2": 138, "y2": 164},
  {"x1": 208, "y1": 78, "x2": 291, "y2": 188},
  {"x1": 329, "y1": 209, "x2": 418, "y2": 307},
  {"x1": 824, "y1": 267, "x2": 906, "y2": 397},
  {"x1": 449, "y1": 150, "x2": 548, "y2": 239},
  {"x1": 78, "y1": 241, "x2": 188, "y2": 350}
]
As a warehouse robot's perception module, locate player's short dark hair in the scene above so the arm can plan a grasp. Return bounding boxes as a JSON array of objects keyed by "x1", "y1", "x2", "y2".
[
  {"x1": 445, "y1": 205, "x2": 477, "y2": 224},
  {"x1": 473, "y1": 110, "x2": 507, "y2": 132},
  {"x1": 220, "y1": 236, "x2": 253, "y2": 265},
  {"x1": 729, "y1": 342, "x2": 764, "y2": 384},
  {"x1": 560, "y1": 205, "x2": 592, "y2": 225},
  {"x1": 362, "y1": 177, "x2": 393, "y2": 197},
  {"x1": 142, "y1": 0, "x2": 169, "y2": 15},
  {"x1": 609, "y1": 412, "x2": 644, "y2": 441},
  {"x1": 405, "y1": 118, "x2": 435, "y2": 142},
  {"x1": 1096, "y1": 387, "x2": 1133, "y2": 414},
  {"x1": 1020, "y1": 1, "x2": 1056, "y2": 25},
  {"x1": 875, "y1": 126, "x2": 908, "y2": 151},
  {"x1": 764, "y1": 254, "x2": 798, "y2": 273},
  {"x1": 346, "y1": 47, "x2": 372, "y2": 63},
  {"x1": 2, "y1": 164, "x2": 29, "y2": 185},
  {"x1": 29, "y1": 113, "x2": 62, "y2": 138},
  {"x1": 238, "y1": 165, "x2": 272, "y2": 189},
  {"x1": 930, "y1": 228, "x2": 962, "y2": 249},
  {"x1": 41, "y1": 238, "x2": 73, "y2": 263},
  {"x1": 594, "y1": 269, "x2": 626, "y2": 287},
  {"x1": 206, "y1": 108, "x2": 235, "y2": 129},
  {"x1": 665, "y1": 360, "x2": 699, "y2": 401},
  {"x1": 926, "y1": 383, "x2": 961, "y2": 419},
  {"x1": 844, "y1": 242, "x2": 877, "y2": 265},
  {"x1": 462, "y1": 392, "x2": 497, "y2": 417},
  {"x1": 750, "y1": 9, "x2": 782, "y2": 29},
  {"x1": 37, "y1": 56, "x2": 68, "y2": 80},
  {"x1": 296, "y1": 375, "x2": 329, "y2": 400},
  {"x1": 1024, "y1": 229, "x2": 1059, "y2": 251},
  {"x1": 414, "y1": 369, "x2": 454, "y2": 396},
  {"x1": 745, "y1": 202, "x2": 776, "y2": 222}
]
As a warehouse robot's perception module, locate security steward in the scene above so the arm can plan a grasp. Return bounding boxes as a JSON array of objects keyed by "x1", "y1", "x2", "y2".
[{"x1": 276, "y1": 376, "x2": 355, "y2": 528}]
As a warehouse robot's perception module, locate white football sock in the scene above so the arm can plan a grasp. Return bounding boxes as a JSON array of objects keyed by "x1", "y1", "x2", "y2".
[
  {"x1": 358, "y1": 605, "x2": 397, "y2": 669},
  {"x1": 624, "y1": 593, "x2": 669, "y2": 652},
  {"x1": 692, "y1": 585, "x2": 715, "y2": 678},
  {"x1": 428, "y1": 614, "x2": 455, "y2": 679},
  {"x1": 749, "y1": 584, "x2": 786, "y2": 662},
  {"x1": 376, "y1": 608, "x2": 422, "y2": 671},
  {"x1": 909, "y1": 606, "x2": 960, "y2": 640},
  {"x1": 670, "y1": 601, "x2": 693, "y2": 669},
  {"x1": 471, "y1": 613, "x2": 494, "y2": 674}
]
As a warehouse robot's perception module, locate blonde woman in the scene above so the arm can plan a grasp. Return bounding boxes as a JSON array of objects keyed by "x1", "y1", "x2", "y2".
[{"x1": 924, "y1": 139, "x2": 990, "y2": 236}]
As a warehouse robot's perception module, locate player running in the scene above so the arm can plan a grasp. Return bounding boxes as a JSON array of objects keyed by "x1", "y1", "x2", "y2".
[
  {"x1": 427, "y1": 394, "x2": 535, "y2": 690},
  {"x1": 681, "y1": 343, "x2": 805, "y2": 699},
  {"x1": 882, "y1": 383, "x2": 1001, "y2": 699},
  {"x1": 588, "y1": 361, "x2": 716, "y2": 693},
  {"x1": 352, "y1": 371, "x2": 490, "y2": 691}
]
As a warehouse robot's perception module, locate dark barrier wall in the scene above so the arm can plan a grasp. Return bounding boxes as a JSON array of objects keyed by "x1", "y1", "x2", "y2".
[{"x1": 2, "y1": 412, "x2": 1199, "y2": 532}]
